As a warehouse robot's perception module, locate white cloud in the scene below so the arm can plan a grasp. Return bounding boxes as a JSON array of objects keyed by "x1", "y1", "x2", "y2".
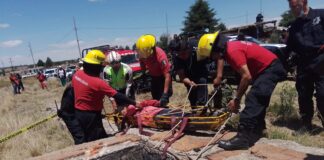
[
  {"x1": 0, "y1": 40, "x2": 23, "y2": 48},
  {"x1": 0, "y1": 37, "x2": 137, "y2": 66},
  {"x1": 0, "y1": 23, "x2": 10, "y2": 29}
]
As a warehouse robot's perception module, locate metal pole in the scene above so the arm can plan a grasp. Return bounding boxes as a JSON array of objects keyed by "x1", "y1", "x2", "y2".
[
  {"x1": 9, "y1": 58, "x2": 13, "y2": 71},
  {"x1": 28, "y1": 42, "x2": 36, "y2": 69},
  {"x1": 0, "y1": 60, "x2": 4, "y2": 68},
  {"x1": 246, "y1": 11, "x2": 249, "y2": 25},
  {"x1": 260, "y1": 0, "x2": 263, "y2": 14},
  {"x1": 73, "y1": 17, "x2": 82, "y2": 58},
  {"x1": 166, "y1": 13, "x2": 169, "y2": 36}
]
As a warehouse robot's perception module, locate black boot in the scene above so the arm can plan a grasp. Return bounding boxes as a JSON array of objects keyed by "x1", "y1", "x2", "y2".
[
  {"x1": 218, "y1": 131, "x2": 250, "y2": 150},
  {"x1": 218, "y1": 125, "x2": 262, "y2": 150},
  {"x1": 218, "y1": 125, "x2": 252, "y2": 150}
]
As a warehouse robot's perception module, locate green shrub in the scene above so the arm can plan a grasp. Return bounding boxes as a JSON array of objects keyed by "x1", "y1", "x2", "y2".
[
  {"x1": 267, "y1": 129, "x2": 289, "y2": 139},
  {"x1": 268, "y1": 82, "x2": 297, "y2": 120}
]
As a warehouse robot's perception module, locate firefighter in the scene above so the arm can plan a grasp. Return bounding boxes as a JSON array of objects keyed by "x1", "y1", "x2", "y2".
[
  {"x1": 136, "y1": 34, "x2": 172, "y2": 107},
  {"x1": 174, "y1": 36, "x2": 209, "y2": 110},
  {"x1": 104, "y1": 51, "x2": 135, "y2": 111},
  {"x1": 72, "y1": 50, "x2": 137, "y2": 143},
  {"x1": 9, "y1": 73, "x2": 20, "y2": 94},
  {"x1": 197, "y1": 32, "x2": 287, "y2": 150},
  {"x1": 286, "y1": 0, "x2": 324, "y2": 131},
  {"x1": 36, "y1": 71, "x2": 47, "y2": 90}
]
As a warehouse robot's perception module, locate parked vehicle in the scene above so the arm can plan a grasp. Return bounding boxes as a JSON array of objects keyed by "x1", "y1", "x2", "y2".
[
  {"x1": 44, "y1": 68, "x2": 58, "y2": 78},
  {"x1": 65, "y1": 65, "x2": 77, "y2": 81}
]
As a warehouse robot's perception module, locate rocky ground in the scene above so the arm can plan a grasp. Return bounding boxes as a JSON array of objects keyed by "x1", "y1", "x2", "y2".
[{"x1": 30, "y1": 127, "x2": 324, "y2": 160}]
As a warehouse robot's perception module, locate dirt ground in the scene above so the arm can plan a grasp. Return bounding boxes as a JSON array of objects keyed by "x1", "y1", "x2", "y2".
[{"x1": 0, "y1": 76, "x2": 323, "y2": 159}]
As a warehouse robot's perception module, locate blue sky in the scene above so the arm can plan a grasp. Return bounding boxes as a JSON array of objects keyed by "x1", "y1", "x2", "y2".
[{"x1": 0, "y1": 0, "x2": 323, "y2": 67}]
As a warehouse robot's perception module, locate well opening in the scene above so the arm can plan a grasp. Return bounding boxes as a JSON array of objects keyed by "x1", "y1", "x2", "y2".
[{"x1": 96, "y1": 142, "x2": 178, "y2": 160}]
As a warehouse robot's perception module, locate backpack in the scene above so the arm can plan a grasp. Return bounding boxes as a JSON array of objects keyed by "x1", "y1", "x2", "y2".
[{"x1": 57, "y1": 83, "x2": 75, "y2": 117}]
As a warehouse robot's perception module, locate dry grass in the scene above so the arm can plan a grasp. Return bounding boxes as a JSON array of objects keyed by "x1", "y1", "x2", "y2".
[
  {"x1": 0, "y1": 78, "x2": 323, "y2": 159},
  {"x1": 266, "y1": 81, "x2": 324, "y2": 148},
  {"x1": 0, "y1": 76, "x2": 11, "y2": 88},
  {"x1": 0, "y1": 77, "x2": 73, "y2": 160}
]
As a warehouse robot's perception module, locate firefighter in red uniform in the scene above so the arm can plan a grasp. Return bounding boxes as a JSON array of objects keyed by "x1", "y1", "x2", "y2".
[
  {"x1": 72, "y1": 50, "x2": 137, "y2": 143},
  {"x1": 136, "y1": 34, "x2": 173, "y2": 107},
  {"x1": 36, "y1": 71, "x2": 47, "y2": 90},
  {"x1": 197, "y1": 32, "x2": 287, "y2": 150}
]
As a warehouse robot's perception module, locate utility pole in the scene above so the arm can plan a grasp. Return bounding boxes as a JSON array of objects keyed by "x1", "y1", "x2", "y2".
[
  {"x1": 0, "y1": 60, "x2": 4, "y2": 68},
  {"x1": 9, "y1": 58, "x2": 13, "y2": 71},
  {"x1": 246, "y1": 11, "x2": 249, "y2": 25},
  {"x1": 28, "y1": 42, "x2": 36, "y2": 68},
  {"x1": 260, "y1": 0, "x2": 263, "y2": 14},
  {"x1": 165, "y1": 13, "x2": 169, "y2": 36},
  {"x1": 73, "y1": 17, "x2": 82, "y2": 58}
]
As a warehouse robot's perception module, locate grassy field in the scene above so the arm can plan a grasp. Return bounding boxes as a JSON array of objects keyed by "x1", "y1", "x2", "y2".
[{"x1": 0, "y1": 77, "x2": 323, "y2": 159}]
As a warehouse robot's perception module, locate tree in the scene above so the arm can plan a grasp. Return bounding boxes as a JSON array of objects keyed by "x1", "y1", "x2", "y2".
[
  {"x1": 156, "y1": 33, "x2": 169, "y2": 52},
  {"x1": 216, "y1": 22, "x2": 227, "y2": 31},
  {"x1": 45, "y1": 57, "x2": 53, "y2": 67},
  {"x1": 279, "y1": 10, "x2": 295, "y2": 27},
  {"x1": 182, "y1": 0, "x2": 219, "y2": 33},
  {"x1": 37, "y1": 59, "x2": 45, "y2": 66}
]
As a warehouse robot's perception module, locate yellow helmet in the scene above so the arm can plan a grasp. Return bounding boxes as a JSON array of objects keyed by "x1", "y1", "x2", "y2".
[
  {"x1": 136, "y1": 34, "x2": 156, "y2": 58},
  {"x1": 83, "y1": 50, "x2": 106, "y2": 65},
  {"x1": 197, "y1": 31, "x2": 220, "y2": 61}
]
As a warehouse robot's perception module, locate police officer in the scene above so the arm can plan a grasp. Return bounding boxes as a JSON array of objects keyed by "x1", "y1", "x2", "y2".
[
  {"x1": 104, "y1": 51, "x2": 135, "y2": 111},
  {"x1": 136, "y1": 34, "x2": 173, "y2": 107},
  {"x1": 174, "y1": 36, "x2": 209, "y2": 109},
  {"x1": 286, "y1": 0, "x2": 324, "y2": 131},
  {"x1": 197, "y1": 32, "x2": 287, "y2": 150},
  {"x1": 72, "y1": 50, "x2": 137, "y2": 143}
]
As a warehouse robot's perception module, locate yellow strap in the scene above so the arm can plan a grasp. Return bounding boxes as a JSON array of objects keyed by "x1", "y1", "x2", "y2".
[{"x1": 0, "y1": 114, "x2": 57, "y2": 143}]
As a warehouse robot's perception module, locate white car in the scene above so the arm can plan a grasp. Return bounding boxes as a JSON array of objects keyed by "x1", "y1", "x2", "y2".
[
  {"x1": 44, "y1": 68, "x2": 58, "y2": 78},
  {"x1": 65, "y1": 65, "x2": 77, "y2": 81}
]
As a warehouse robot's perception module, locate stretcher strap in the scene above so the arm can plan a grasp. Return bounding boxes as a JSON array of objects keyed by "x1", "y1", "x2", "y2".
[{"x1": 162, "y1": 117, "x2": 188, "y2": 159}]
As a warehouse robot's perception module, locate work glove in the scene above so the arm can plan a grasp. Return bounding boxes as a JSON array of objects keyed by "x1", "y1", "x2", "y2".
[{"x1": 159, "y1": 93, "x2": 169, "y2": 107}]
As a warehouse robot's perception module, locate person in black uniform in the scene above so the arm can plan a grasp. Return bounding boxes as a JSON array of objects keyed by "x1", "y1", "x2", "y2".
[
  {"x1": 174, "y1": 36, "x2": 209, "y2": 110},
  {"x1": 168, "y1": 34, "x2": 181, "y2": 80},
  {"x1": 286, "y1": 0, "x2": 324, "y2": 131}
]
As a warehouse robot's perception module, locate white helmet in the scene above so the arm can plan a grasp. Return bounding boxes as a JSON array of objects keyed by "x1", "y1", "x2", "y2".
[{"x1": 106, "y1": 51, "x2": 121, "y2": 64}]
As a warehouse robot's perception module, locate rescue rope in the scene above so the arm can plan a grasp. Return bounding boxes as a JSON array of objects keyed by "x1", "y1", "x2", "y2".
[
  {"x1": 194, "y1": 113, "x2": 232, "y2": 160},
  {"x1": 153, "y1": 85, "x2": 194, "y2": 149},
  {"x1": 153, "y1": 84, "x2": 220, "y2": 149},
  {"x1": 0, "y1": 113, "x2": 57, "y2": 143},
  {"x1": 103, "y1": 108, "x2": 116, "y2": 132}
]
